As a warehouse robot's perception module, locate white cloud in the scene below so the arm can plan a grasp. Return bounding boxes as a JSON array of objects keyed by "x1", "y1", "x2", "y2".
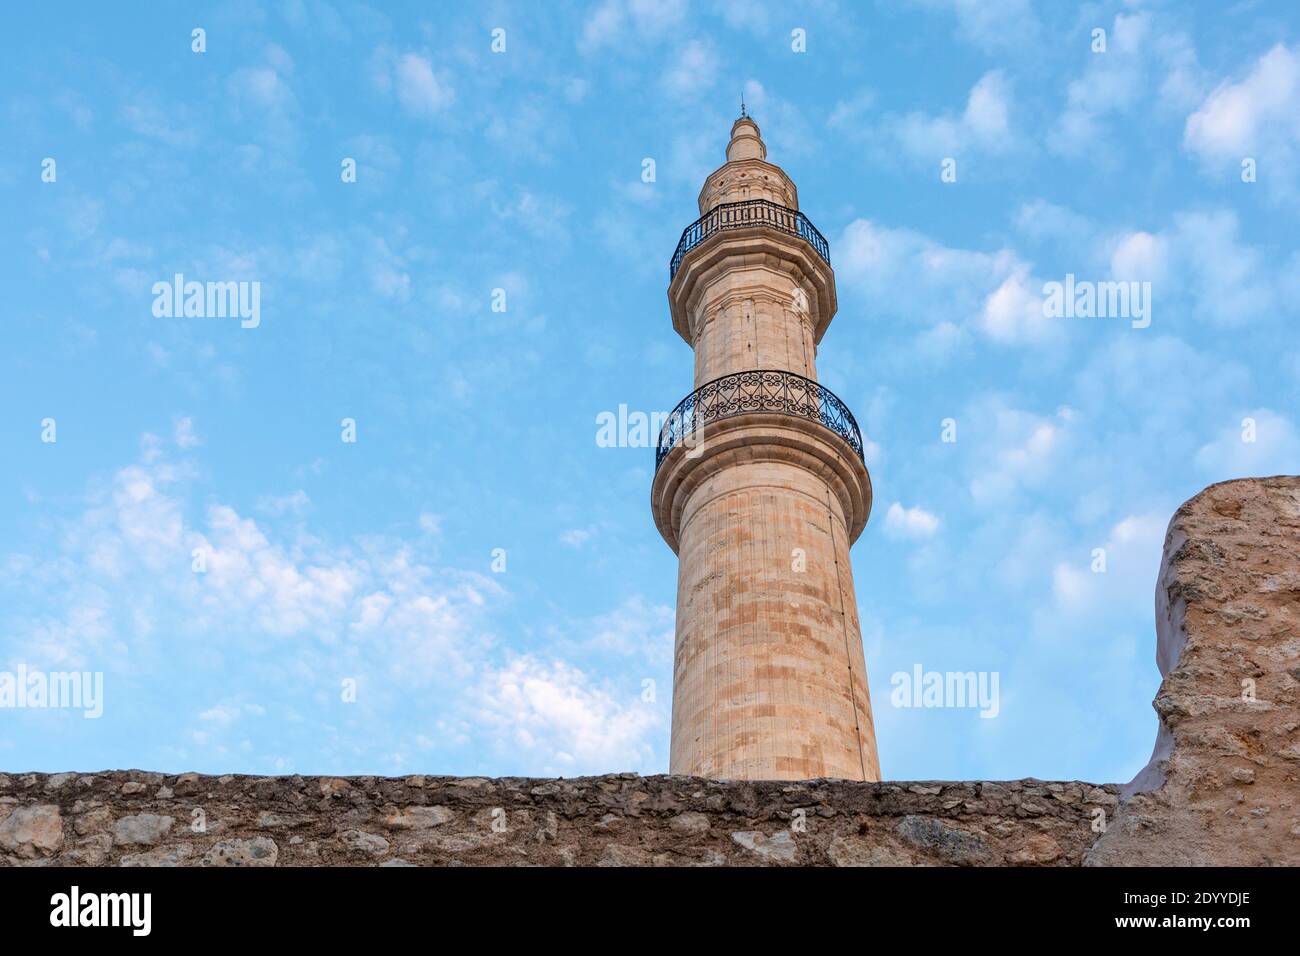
[
  {"x1": 1185, "y1": 43, "x2": 1300, "y2": 158},
  {"x1": 981, "y1": 267, "x2": 1054, "y2": 344},
  {"x1": 76, "y1": 462, "x2": 188, "y2": 577},
  {"x1": 1194, "y1": 409, "x2": 1300, "y2": 479},
  {"x1": 372, "y1": 50, "x2": 454, "y2": 117},
  {"x1": 1116, "y1": 209, "x2": 1279, "y2": 325},
  {"x1": 473, "y1": 656, "x2": 661, "y2": 774},
  {"x1": 827, "y1": 89, "x2": 877, "y2": 131},
  {"x1": 884, "y1": 502, "x2": 941, "y2": 539},
  {"x1": 1012, "y1": 199, "x2": 1095, "y2": 245},
  {"x1": 580, "y1": 0, "x2": 625, "y2": 51},
  {"x1": 560, "y1": 526, "x2": 596, "y2": 548},
  {"x1": 1052, "y1": 13, "x2": 1149, "y2": 152},
  {"x1": 586, "y1": 595, "x2": 674, "y2": 666},
  {"x1": 196, "y1": 503, "x2": 362, "y2": 636},
  {"x1": 397, "y1": 53, "x2": 453, "y2": 115},
  {"x1": 1184, "y1": 43, "x2": 1300, "y2": 197},
  {"x1": 198, "y1": 699, "x2": 265, "y2": 724},
  {"x1": 173, "y1": 416, "x2": 200, "y2": 449},
  {"x1": 1108, "y1": 231, "x2": 1168, "y2": 283},
  {"x1": 837, "y1": 219, "x2": 1054, "y2": 346},
  {"x1": 367, "y1": 235, "x2": 411, "y2": 303},
  {"x1": 718, "y1": 0, "x2": 772, "y2": 36},
  {"x1": 579, "y1": 0, "x2": 687, "y2": 52},
  {"x1": 5, "y1": 440, "x2": 502, "y2": 682},
  {"x1": 840, "y1": 218, "x2": 1014, "y2": 299},
  {"x1": 1088, "y1": 208, "x2": 1285, "y2": 327},
  {"x1": 1050, "y1": 14, "x2": 1204, "y2": 157},
  {"x1": 1052, "y1": 513, "x2": 1168, "y2": 610},
  {"x1": 662, "y1": 39, "x2": 719, "y2": 98},
  {"x1": 969, "y1": 403, "x2": 1074, "y2": 505},
  {"x1": 891, "y1": 71, "x2": 1015, "y2": 160},
  {"x1": 489, "y1": 187, "x2": 572, "y2": 243},
  {"x1": 908, "y1": 0, "x2": 1041, "y2": 54},
  {"x1": 964, "y1": 71, "x2": 1011, "y2": 138},
  {"x1": 1173, "y1": 210, "x2": 1278, "y2": 322},
  {"x1": 231, "y1": 67, "x2": 294, "y2": 110},
  {"x1": 120, "y1": 102, "x2": 199, "y2": 148},
  {"x1": 255, "y1": 490, "x2": 311, "y2": 517},
  {"x1": 861, "y1": 436, "x2": 884, "y2": 467},
  {"x1": 228, "y1": 46, "x2": 299, "y2": 126}
]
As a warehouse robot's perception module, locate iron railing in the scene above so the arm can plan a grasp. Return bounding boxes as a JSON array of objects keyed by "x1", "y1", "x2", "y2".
[
  {"x1": 655, "y1": 369, "x2": 864, "y2": 471},
  {"x1": 669, "y1": 200, "x2": 830, "y2": 279}
]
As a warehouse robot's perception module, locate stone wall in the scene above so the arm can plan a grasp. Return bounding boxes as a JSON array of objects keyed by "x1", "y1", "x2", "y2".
[
  {"x1": 0, "y1": 771, "x2": 1116, "y2": 867},
  {"x1": 1086, "y1": 475, "x2": 1300, "y2": 865},
  {"x1": 1, "y1": 476, "x2": 1296, "y2": 867}
]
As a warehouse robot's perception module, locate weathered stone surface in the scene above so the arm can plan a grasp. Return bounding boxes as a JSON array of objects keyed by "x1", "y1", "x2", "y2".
[
  {"x1": 827, "y1": 835, "x2": 915, "y2": 867},
  {"x1": 1088, "y1": 477, "x2": 1300, "y2": 866},
  {"x1": 895, "y1": 815, "x2": 990, "y2": 865},
  {"x1": 670, "y1": 811, "x2": 711, "y2": 835},
  {"x1": 62, "y1": 834, "x2": 112, "y2": 865},
  {"x1": 112, "y1": 813, "x2": 174, "y2": 846},
  {"x1": 732, "y1": 830, "x2": 798, "y2": 864},
  {"x1": 201, "y1": 837, "x2": 278, "y2": 867},
  {"x1": 0, "y1": 805, "x2": 64, "y2": 858},
  {"x1": 74, "y1": 807, "x2": 113, "y2": 836},
  {"x1": 338, "y1": 829, "x2": 389, "y2": 855},
  {"x1": 0, "y1": 769, "x2": 1114, "y2": 867},
  {"x1": 44, "y1": 772, "x2": 77, "y2": 791},
  {"x1": 120, "y1": 844, "x2": 194, "y2": 867},
  {"x1": 383, "y1": 806, "x2": 455, "y2": 829},
  {"x1": 598, "y1": 844, "x2": 657, "y2": 866},
  {"x1": 1008, "y1": 834, "x2": 1063, "y2": 865}
]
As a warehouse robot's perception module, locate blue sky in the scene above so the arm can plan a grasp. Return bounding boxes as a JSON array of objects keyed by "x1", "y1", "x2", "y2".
[{"x1": 1, "y1": 0, "x2": 1297, "y2": 783}]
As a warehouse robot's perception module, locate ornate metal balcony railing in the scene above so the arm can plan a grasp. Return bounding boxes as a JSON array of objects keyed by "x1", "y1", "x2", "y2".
[
  {"x1": 669, "y1": 199, "x2": 831, "y2": 280},
  {"x1": 655, "y1": 369, "x2": 864, "y2": 471}
]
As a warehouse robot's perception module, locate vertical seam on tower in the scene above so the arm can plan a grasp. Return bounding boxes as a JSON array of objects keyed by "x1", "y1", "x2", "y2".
[
  {"x1": 755, "y1": 485, "x2": 764, "y2": 778},
  {"x1": 825, "y1": 485, "x2": 868, "y2": 782},
  {"x1": 802, "y1": 311, "x2": 813, "y2": 377}
]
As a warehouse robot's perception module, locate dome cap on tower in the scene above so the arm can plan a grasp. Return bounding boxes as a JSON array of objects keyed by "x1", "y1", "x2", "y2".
[{"x1": 726, "y1": 103, "x2": 766, "y2": 162}]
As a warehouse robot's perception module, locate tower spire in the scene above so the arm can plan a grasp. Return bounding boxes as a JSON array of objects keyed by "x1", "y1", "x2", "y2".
[{"x1": 724, "y1": 110, "x2": 766, "y2": 163}]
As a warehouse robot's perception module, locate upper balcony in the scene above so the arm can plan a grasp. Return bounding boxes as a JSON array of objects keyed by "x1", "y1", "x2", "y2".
[{"x1": 669, "y1": 199, "x2": 830, "y2": 281}]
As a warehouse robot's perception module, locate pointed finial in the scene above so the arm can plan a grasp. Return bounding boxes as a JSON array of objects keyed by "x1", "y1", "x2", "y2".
[{"x1": 740, "y1": 92, "x2": 747, "y2": 118}]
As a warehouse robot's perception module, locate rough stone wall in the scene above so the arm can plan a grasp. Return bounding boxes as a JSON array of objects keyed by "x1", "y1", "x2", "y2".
[
  {"x1": 2, "y1": 476, "x2": 1296, "y2": 867},
  {"x1": 1086, "y1": 476, "x2": 1300, "y2": 865},
  {"x1": 0, "y1": 771, "x2": 1114, "y2": 867}
]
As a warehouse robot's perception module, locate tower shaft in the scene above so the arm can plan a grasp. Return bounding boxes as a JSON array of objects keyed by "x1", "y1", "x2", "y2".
[{"x1": 652, "y1": 117, "x2": 880, "y2": 781}]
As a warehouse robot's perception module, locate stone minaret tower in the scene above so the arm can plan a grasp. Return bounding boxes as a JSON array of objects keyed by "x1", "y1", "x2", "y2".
[{"x1": 651, "y1": 113, "x2": 879, "y2": 781}]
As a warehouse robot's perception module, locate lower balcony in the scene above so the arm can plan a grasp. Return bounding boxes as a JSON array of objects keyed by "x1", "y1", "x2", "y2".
[{"x1": 655, "y1": 369, "x2": 865, "y2": 472}]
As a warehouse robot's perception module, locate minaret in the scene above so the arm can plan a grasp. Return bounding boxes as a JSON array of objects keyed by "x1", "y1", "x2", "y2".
[{"x1": 651, "y1": 114, "x2": 880, "y2": 781}]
